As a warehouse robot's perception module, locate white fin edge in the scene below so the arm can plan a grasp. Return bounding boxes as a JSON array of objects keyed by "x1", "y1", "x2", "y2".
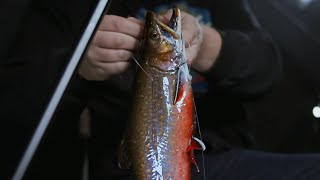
[{"x1": 193, "y1": 137, "x2": 206, "y2": 151}]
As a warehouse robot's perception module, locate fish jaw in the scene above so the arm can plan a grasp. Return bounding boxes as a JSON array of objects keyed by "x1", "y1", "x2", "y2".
[{"x1": 143, "y1": 8, "x2": 185, "y2": 73}]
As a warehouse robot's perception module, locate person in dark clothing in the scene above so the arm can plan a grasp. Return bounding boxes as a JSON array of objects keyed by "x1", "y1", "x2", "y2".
[
  {"x1": 2, "y1": 0, "x2": 320, "y2": 180},
  {"x1": 78, "y1": 1, "x2": 320, "y2": 180},
  {"x1": 0, "y1": 0, "x2": 96, "y2": 179}
]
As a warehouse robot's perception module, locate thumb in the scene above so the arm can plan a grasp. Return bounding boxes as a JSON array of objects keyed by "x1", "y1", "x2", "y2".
[{"x1": 157, "y1": 9, "x2": 172, "y2": 24}]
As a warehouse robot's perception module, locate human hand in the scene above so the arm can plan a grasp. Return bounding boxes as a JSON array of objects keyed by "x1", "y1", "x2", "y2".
[
  {"x1": 158, "y1": 10, "x2": 222, "y2": 73},
  {"x1": 158, "y1": 10, "x2": 203, "y2": 65},
  {"x1": 78, "y1": 15, "x2": 144, "y2": 81}
]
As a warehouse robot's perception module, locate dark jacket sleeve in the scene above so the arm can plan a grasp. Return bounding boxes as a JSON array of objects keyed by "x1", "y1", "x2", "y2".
[
  {"x1": 0, "y1": 0, "x2": 96, "y2": 179},
  {"x1": 204, "y1": 30, "x2": 281, "y2": 99},
  {"x1": 0, "y1": 0, "x2": 95, "y2": 131},
  {"x1": 203, "y1": 0, "x2": 282, "y2": 99}
]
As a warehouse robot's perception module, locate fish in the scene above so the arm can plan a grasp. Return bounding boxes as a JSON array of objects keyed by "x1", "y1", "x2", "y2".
[{"x1": 118, "y1": 6, "x2": 205, "y2": 180}]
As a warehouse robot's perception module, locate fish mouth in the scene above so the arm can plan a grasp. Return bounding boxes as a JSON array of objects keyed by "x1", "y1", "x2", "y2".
[
  {"x1": 145, "y1": 9, "x2": 180, "y2": 40},
  {"x1": 143, "y1": 6, "x2": 186, "y2": 72}
]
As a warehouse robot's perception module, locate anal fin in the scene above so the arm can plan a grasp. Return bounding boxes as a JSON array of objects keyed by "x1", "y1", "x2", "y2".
[{"x1": 187, "y1": 137, "x2": 206, "y2": 172}]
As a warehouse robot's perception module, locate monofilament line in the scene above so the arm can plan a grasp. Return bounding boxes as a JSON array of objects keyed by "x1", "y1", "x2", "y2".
[
  {"x1": 132, "y1": 55, "x2": 153, "y2": 81},
  {"x1": 194, "y1": 102, "x2": 207, "y2": 180}
]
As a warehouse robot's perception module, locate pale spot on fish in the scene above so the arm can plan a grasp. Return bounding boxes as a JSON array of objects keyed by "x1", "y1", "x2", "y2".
[{"x1": 162, "y1": 77, "x2": 172, "y2": 114}]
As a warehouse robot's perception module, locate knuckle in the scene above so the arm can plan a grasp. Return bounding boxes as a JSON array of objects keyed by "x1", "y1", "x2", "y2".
[
  {"x1": 88, "y1": 50, "x2": 102, "y2": 64},
  {"x1": 114, "y1": 36, "x2": 125, "y2": 47},
  {"x1": 117, "y1": 50, "x2": 130, "y2": 60},
  {"x1": 93, "y1": 32, "x2": 104, "y2": 46},
  {"x1": 88, "y1": 47, "x2": 110, "y2": 64},
  {"x1": 113, "y1": 17, "x2": 124, "y2": 31},
  {"x1": 104, "y1": 49, "x2": 120, "y2": 61},
  {"x1": 109, "y1": 15, "x2": 120, "y2": 25},
  {"x1": 86, "y1": 49, "x2": 99, "y2": 64},
  {"x1": 104, "y1": 15, "x2": 114, "y2": 22}
]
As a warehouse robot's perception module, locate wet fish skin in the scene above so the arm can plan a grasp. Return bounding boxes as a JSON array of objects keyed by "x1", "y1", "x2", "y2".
[{"x1": 119, "y1": 7, "x2": 196, "y2": 180}]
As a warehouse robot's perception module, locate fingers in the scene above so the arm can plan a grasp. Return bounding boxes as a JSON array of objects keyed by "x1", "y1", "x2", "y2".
[
  {"x1": 157, "y1": 10, "x2": 171, "y2": 24},
  {"x1": 79, "y1": 15, "x2": 144, "y2": 81},
  {"x1": 183, "y1": 25, "x2": 202, "y2": 63},
  {"x1": 82, "y1": 46, "x2": 133, "y2": 80},
  {"x1": 99, "y1": 15, "x2": 144, "y2": 39},
  {"x1": 79, "y1": 59, "x2": 131, "y2": 81},
  {"x1": 88, "y1": 46, "x2": 133, "y2": 63},
  {"x1": 181, "y1": 14, "x2": 201, "y2": 45},
  {"x1": 157, "y1": 9, "x2": 204, "y2": 66},
  {"x1": 93, "y1": 15, "x2": 143, "y2": 51},
  {"x1": 79, "y1": 15, "x2": 143, "y2": 81},
  {"x1": 93, "y1": 31, "x2": 140, "y2": 51},
  {"x1": 94, "y1": 61, "x2": 131, "y2": 76},
  {"x1": 186, "y1": 46, "x2": 198, "y2": 65},
  {"x1": 127, "y1": 16, "x2": 144, "y2": 25},
  {"x1": 158, "y1": 10, "x2": 201, "y2": 47}
]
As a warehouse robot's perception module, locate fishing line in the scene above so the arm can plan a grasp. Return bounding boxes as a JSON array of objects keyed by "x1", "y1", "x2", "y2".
[
  {"x1": 184, "y1": 40, "x2": 206, "y2": 179},
  {"x1": 194, "y1": 102, "x2": 207, "y2": 180},
  {"x1": 131, "y1": 54, "x2": 157, "y2": 164},
  {"x1": 131, "y1": 55, "x2": 153, "y2": 81},
  {"x1": 185, "y1": 40, "x2": 192, "y2": 72},
  {"x1": 186, "y1": 40, "x2": 191, "y2": 48}
]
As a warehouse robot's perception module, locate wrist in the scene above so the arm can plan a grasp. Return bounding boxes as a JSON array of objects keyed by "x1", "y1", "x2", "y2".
[{"x1": 192, "y1": 25, "x2": 222, "y2": 73}]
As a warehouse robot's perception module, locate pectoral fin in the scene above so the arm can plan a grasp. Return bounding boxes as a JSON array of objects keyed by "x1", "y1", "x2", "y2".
[
  {"x1": 173, "y1": 67, "x2": 182, "y2": 104},
  {"x1": 173, "y1": 66, "x2": 191, "y2": 105}
]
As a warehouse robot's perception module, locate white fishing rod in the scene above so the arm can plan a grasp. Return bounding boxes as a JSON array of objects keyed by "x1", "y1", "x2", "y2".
[{"x1": 12, "y1": 1, "x2": 111, "y2": 179}]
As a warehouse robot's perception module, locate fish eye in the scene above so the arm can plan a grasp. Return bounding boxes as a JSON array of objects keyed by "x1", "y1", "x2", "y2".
[{"x1": 149, "y1": 31, "x2": 158, "y2": 40}]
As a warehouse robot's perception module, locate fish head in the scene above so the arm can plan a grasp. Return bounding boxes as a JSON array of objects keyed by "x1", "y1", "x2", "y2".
[{"x1": 143, "y1": 7, "x2": 186, "y2": 72}]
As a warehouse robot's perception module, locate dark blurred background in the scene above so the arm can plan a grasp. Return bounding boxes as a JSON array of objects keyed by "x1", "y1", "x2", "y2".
[
  {"x1": 246, "y1": 0, "x2": 320, "y2": 153},
  {"x1": 1, "y1": 0, "x2": 320, "y2": 179}
]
